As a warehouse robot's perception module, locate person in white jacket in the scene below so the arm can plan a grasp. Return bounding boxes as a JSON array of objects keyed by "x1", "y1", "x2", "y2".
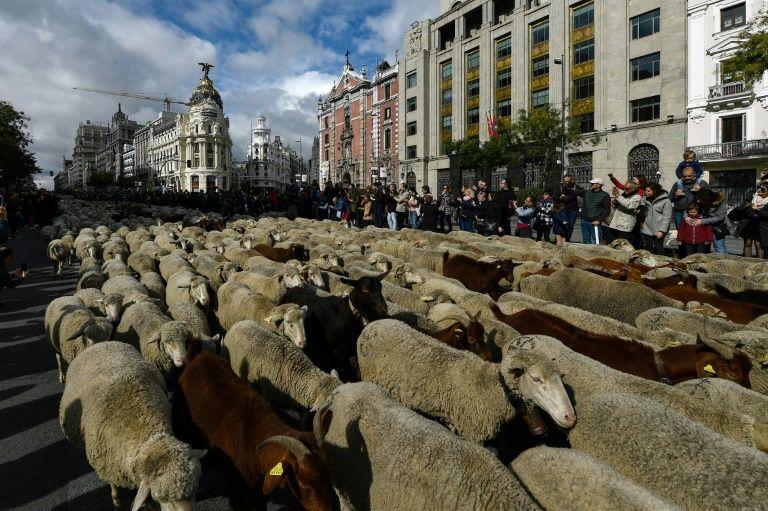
[{"x1": 609, "y1": 180, "x2": 642, "y2": 245}]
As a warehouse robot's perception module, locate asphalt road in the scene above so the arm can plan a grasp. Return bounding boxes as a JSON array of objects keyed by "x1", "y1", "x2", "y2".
[{"x1": 0, "y1": 229, "x2": 230, "y2": 511}]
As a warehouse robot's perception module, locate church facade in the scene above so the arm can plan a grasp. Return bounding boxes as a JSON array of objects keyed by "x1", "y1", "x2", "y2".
[{"x1": 317, "y1": 55, "x2": 400, "y2": 187}]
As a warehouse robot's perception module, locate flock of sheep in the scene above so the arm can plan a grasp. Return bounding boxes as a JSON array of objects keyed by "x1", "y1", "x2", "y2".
[{"x1": 42, "y1": 198, "x2": 768, "y2": 511}]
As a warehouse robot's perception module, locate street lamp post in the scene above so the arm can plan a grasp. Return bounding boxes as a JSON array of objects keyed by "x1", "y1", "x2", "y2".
[{"x1": 553, "y1": 54, "x2": 567, "y2": 179}]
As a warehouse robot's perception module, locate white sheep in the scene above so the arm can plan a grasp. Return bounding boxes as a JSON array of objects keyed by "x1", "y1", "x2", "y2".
[
  {"x1": 313, "y1": 382, "x2": 541, "y2": 510},
  {"x1": 357, "y1": 320, "x2": 575, "y2": 445},
  {"x1": 44, "y1": 296, "x2": 113, "y2": 383},
  {"x1": 165, "y1": 270, "x2": 211, "y2": 309},
  {"x1": 59, "y1": 342, "x2": 204, "y2": 510},
  {"x1": 47, "y1": 239, "x2": 72, "y2": 277},
  {"x1": 115, "y1": 301, "x2": 192, "y2": 379},
  {"x1": 221, "y1": 320, "x2": 339, "y2": 411},
  {"x1": 74, "y1": 288, "x2": 123, "y2": 323}
]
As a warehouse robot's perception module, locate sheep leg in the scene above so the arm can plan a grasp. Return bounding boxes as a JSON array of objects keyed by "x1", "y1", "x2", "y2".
[
  {"x1": 110, "y1": 484, "x2": 121, "y2": 508},
  {"x1": 55, "y1": 353, "x2": 66, "y2": 384}
]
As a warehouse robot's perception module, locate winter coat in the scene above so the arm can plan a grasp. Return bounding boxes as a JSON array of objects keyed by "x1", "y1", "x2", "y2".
[
  {"x1": 609, "y1": 192, "x2": 641, "y2": 233},
  {"x1": 700, "y1": 194, "x2": 729, "y2": 239},
  {"x1": 676, "y1": 215, "x2": 714, "y2": 244},
  {"x1": 556, "y1": 183, "x2": 581, "y2": 211},
  {"x1": 552, "y1": 210, "x2": 569, "y2": 236},
  {"x1": 565, "y1": 187, "x2": 611, "y2": 222},
  {"x1": 515, "y1": 206, "x2": 536, "y2": 227},
  {"x1": 475, "y1": 199, "x2": 491, "y2": 221},
  {"x1": 396, "y1": 191, "x2": 411, "y2": 213},
  {"x1": 420, "y1": 203, "x2": 440, "y2": 231},
  {"x1": 459, "y1": 197, "x2": 476, "y2": 218},
  {"x1": 438, "y1": 192, "x2": 456, "y2": 216},
  {"x1": 535, "y1": 199, "x2": 554, "y2": 228},
  {"x1": 640, "y1": 193, "x2": 673, "y2": 236},
  {"x1": 670, "y1": 180, "x2": 709, "y2": 212}
]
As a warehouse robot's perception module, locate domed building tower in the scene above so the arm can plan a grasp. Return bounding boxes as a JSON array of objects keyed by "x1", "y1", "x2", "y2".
[{"x1": 181, "y1": 63, "x2": 232, "y2": 192}]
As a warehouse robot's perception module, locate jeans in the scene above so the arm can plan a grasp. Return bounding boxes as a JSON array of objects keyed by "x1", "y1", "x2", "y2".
[
  {"x1": 459, "y1": 216, "x2": 475, "y2": 232},
  {"x1": 374, "y1": 205, "x2": 385, "y2": 228},
  {"x1": 712, "y1": 236, "x2": 727, "y2": 254},
  {"x1": 408, "y1": 211, "x2": 419, "y2": 229},
  {"x1": 565, "y1": 210, "x2": 578, "y2": 241},
  {"x1": 580, "y1": 220, "x2": 603, "y2": 244},
  {"x1": 387, "y1": 212, "x2": 397, "y2": 230}
]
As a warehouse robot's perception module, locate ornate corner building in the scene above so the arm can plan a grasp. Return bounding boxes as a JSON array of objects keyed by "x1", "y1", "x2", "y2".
[
  {"x1": 687, "y1": 0, "x2": 768, "y2": 204},
  {"x1": 146, "y1": 66, "x2": 233, "y2": 192},
  {"x1": 401, "y1": 0, "x2": 689, "y2": 193},
  {"x1": 317, "y1": 55, "x2": 401, "y2": 187}
]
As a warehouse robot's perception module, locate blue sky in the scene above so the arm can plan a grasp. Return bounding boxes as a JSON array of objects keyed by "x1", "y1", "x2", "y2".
[{"x1": 0, "y1": 0, "x2": 439, "y2": 187}]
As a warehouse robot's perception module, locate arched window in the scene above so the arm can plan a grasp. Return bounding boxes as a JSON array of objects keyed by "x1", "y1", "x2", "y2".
[
  {"x1": 342, "y1": 172, "x2": 352, "y2": 184},
  {"x1": 627, "y1": 144, "x2": 659, "y2": 182}
]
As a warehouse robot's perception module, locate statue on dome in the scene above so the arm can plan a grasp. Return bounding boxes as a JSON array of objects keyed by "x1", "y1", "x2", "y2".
[{"x1": 198, "y1": 62, "x2": 214, "y2": 79}]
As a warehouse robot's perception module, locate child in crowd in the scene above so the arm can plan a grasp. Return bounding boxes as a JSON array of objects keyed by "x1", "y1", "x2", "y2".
[
  {"x1": 675, "y1": 150, "x2": 704, "y2": 189},
  {"x1": 676, "y1": 204, "x2": 713, "y2": 257},
  {"x1": 551, "y1": 202, "x2": 569, "y2": 245}
]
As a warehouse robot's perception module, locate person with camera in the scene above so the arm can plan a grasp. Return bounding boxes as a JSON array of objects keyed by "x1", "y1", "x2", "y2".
[
  {"x1": 556, "y1": 174, "x2": 581, "y2": 241},
  {"x1": 0, "y1": 246, "x2": 26, "y2": 307}
]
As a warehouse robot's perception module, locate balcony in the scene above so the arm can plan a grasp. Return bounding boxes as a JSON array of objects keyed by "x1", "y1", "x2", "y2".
[
  {"x1": 707, "y1": 82, "x2": 753, "y2": 110},
  {"x1": 688, "y1": 139, "x2": 768, "y2": 161}
]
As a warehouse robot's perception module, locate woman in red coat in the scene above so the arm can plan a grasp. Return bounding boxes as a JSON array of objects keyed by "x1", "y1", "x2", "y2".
[{"x1": 676, "y1": 204, "x2": 713, "y2": 257}]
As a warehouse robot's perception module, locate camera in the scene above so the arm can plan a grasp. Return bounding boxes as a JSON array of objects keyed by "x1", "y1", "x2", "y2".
[{"x1": 20, "y1": 262, "x2": 28, "y2": 272}]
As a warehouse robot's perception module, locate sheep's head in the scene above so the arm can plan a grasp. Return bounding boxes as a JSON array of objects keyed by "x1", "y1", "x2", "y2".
[
  {"x1": 100, "y1": 294, "x2": 123, "y2": 323},
  {"x1": 280, "y1": 267, "x2": 306, "y2": 289},
  {"x1": 215, "y1": 263, "x2": 238, "y2": 285},
  {"x1": 266, "y1": 304, "x2": 308, "y2": 349},
  {"x1": 83, "y1": 319, "x2": 113, "y2": 345},
  {"x1": 301, "y1": 263, "x2": 327, "y2": 289},
  {"x1": 340, "y1": 273, "x2": 389, "y2": 323},
  {"x1": 291, "y1": 244, "x2": 311, "y2": 262},
  {"x1": 628, "y1": 250, "x2": 658, "y2": 267},
  {"x1": 694, "y1": 336, "x2": 752, "y2": 388},
  {"x1": 132, "y1": 433, "x2": 205, "y2": 511},
  {"x1": 159, "y1": 322, "x2": 192, "y2": 367},
  {"x1": 500, "y1": 349, "x2": 576, "y2": 429},
  {"x1": 367, "y1": 254, "x2": 392, "y2": 274},
  {"x1": 188, "y1": 276, "x2": 210, "y2": 307},
  {"x1": 318, "y1": 253, "x2": 343, "y2": 268},
  {"x1": 394, "y1": 263, "x2": 424, "y2": 287},
  {"x1": 256, "y1": 435, "x2": 333, "y2": 511}
]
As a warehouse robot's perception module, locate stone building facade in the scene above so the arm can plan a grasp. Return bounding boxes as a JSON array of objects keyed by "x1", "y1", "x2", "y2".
[
  {"x1": 95, "y1": 104, "x2": 142, "y2": 179},
  {"x1": 147, "y1": 68, "x2": 233, "y2": 192},
  {"x1": 687, "y1": 0, "x2": 768, "y2": 205},
  {"x1": 401, "y1": 0, "x2": 689, "y2": 193},
  {"x1": 70, "y1": 120, "x2": 108, "y2": 189},
  {"x1": 245, "y1": 115, "x2": 301, "y2": 191},
  {"x1": 318, "y1": 57, "x2": 400, "y2": 187}
]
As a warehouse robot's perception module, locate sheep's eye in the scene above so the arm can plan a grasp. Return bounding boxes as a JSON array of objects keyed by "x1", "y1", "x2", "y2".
[{"x1": 531, "y1": 376, "x2": 542, "y2": 384}]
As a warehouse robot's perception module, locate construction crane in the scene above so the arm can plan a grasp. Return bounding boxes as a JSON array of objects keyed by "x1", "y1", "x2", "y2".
[{"x1": 73, "y1": 87, "x2": 189, "y2": 112}]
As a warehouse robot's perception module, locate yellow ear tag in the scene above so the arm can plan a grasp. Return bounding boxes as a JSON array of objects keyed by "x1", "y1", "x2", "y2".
[
  {"x1": 269, "y1": 462, "x2": 283, "y2": 476},
  {"x1": 703, "y1": 364, "x2": 716, "y2": 375},
  {"x1": 677, "y1": 281, "x2": 684, "y2": 285}
]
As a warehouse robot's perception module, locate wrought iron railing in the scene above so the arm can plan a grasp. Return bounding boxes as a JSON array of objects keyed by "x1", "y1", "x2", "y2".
[
  {"x1": 708, "y1": 81, "x2": 749, "y2": 100},
  {"x1": 688, "y1": 139, "x2": 768, "y2": 160}
]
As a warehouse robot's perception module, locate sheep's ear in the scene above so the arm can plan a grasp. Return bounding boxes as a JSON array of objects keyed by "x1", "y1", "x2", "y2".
[
  {"x1": 130, "y1": 480, "x2": 151, "y2": 511},
  {"x1": 300, "y1": 305, "x2": 308, "y2": 313},
  {"x1": 421, "y1": 295, "x2": 435, "y2": 302},
  {"x1": 189, "y1": 449, "x2": 207, "y2": 460},
  {"x1": 265, "y1": 315, "x2": 282, "y2": 326},
  {"x1": 339, "y1": 276, "x2": 356, "y2": 286},
  {"x1": 472, "y1": 310, "x2": 482, "y2": 321}
]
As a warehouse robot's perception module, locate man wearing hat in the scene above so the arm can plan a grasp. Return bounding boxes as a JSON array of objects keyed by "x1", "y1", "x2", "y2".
[{"x1": 563, "y1": 177, "x2": 611, "y2": 244}]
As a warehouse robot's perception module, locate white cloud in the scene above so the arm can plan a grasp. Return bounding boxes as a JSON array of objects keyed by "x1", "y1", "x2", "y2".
[{"x1": 0, "y1": 0, "x2": 442, "y2": 189}]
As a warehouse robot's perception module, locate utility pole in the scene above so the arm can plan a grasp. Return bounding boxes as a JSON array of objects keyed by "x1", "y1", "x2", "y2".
[{"x1": 553, "y1": 53, "x2": 567, "y2": 179}]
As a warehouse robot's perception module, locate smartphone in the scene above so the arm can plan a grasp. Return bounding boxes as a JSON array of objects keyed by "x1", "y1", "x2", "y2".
[{"x1": 20, "y1": 263, "x2": 28, "y2": 272}]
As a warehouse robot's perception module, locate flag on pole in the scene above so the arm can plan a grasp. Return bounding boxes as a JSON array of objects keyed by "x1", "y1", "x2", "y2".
[{"x1": 486, "y1": 111, "x2": 499, "y2": 138}]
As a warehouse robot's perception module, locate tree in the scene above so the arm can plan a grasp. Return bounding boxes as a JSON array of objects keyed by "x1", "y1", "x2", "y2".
[
  {"x1": 723, "y1": 10, "x2": 768, "y2": 86},
  {"x1": 87, "y1": 171, "x2": 115, "y2": 189},
  {"x1": 507, "y1": 105, "x2": 591, "y2": 188},
  {"x1": 0, "y1": 100, "x2": 40, "y2": 187}
]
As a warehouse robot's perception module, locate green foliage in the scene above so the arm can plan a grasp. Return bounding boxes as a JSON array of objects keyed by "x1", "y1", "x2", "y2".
[
  {"x1": 515, "y1": 187, "x2": 545, "y2": 201},
  {"x1": 724, "y1": 10, "x2": 768, "y2": 86},
  {"x1": 87, "y1": 171, "x2": 115, "y2": 189},
  {"x1": 0, "y1": 100, "x2": 40, "y2": 187},
  {"x1": 508, "y1": 105, "x2": 586, "y2": 187},
  {"x1": 116, "y1": 175, "x2": 136, "y2": 189}
]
